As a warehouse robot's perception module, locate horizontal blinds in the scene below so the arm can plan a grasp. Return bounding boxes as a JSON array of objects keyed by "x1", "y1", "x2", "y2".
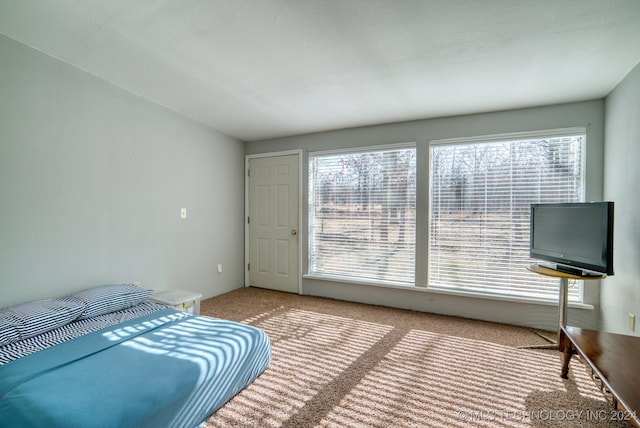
[
  {"x1": 309, "y1": 147, "x2": 416, "y2": 284},
  {"x1": 428, "y1": 135, "x2": 585, "y2": 301}
]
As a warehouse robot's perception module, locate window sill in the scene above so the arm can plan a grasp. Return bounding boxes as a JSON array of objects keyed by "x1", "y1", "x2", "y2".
[{"x1": 303, "y1": 274, "x2": 595, "y2": 310}]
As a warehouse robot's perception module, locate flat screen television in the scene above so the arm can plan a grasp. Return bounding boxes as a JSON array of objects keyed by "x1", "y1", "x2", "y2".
[{"x1": 530, "y1": 201, "x2": 614, "y2": 276}]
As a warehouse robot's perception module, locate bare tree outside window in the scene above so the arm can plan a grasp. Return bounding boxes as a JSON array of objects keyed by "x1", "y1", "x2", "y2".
[
  {"x1": 308, "y1": 132, "x2": 585, "y2": 302},
  {"x1": 309, "y1": 147, "x2": 416, "y2": 283},
  {"x1": 429, "y1": 135, "x2": 585, "y2": 300}
]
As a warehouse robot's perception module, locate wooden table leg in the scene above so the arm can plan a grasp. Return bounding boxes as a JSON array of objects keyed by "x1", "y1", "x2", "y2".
[
  {"x1": 561, "y1": 344, "x2": 574, "y2": 379},
  {"x1": 559, "y1": 327, "x2": 574, "y2": 379}
]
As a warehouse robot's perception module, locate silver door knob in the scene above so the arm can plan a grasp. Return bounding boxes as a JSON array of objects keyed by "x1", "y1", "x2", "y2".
[{"x1": 291, "y1": 229, "x2": 298, "y2": 236}]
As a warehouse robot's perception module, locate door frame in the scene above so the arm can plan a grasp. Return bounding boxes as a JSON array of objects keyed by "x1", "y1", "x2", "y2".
[{"x1": 245, "y1": 150, "x2": 303, "y2": 294}]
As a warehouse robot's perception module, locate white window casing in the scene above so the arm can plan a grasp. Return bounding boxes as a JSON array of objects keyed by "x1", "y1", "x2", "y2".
[
  {"x1": 307, "y1": 128, "x2": 587, "y2": 304},
  {"x1": 309, "y1": 145, "x2": 416, "y2": 285},
  {"x1": 428, "y1": 129, "x2": 586, "y2": 302}
]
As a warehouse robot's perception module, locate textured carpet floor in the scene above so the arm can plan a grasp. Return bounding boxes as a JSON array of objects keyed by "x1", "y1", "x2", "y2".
[{"x1": 201, "y1": 287, "x2": 631, "y2": 428}]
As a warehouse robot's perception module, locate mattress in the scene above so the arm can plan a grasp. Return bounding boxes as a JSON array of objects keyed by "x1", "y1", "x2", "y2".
[{"x1": 0, "y1": 305, "x2": 271, "y2": 427}]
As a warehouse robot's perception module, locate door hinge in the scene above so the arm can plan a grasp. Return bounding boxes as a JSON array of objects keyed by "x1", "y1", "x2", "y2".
[
  {"x1": 247, "y1": 169, "x2": 250, "y2": 177},
  {"x1": 247, "y1": 263, "x2": 250, "y2": 271},
  {"x1": 247, "y1": 216, "x2": 250, "y2": 224}
]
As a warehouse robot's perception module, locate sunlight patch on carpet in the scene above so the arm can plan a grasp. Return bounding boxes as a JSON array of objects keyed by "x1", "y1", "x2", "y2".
[
  {"x1": 318, "y1": 330, "x2": 626, "y2": 428},
  {"x1": 205, "y1": 308, "x2": 630, "y2": 428},
  {"x1": 206, "y1": 308, "x2": 393, "y2": 427}
]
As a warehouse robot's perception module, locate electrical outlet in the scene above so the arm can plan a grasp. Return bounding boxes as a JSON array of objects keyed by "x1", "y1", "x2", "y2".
[
  {"x1": 180, "y1": 208, "x2": 187, "y2": 219},
  {"x1": 629, "y1": 314, "x2": 636, "y2": 332}
]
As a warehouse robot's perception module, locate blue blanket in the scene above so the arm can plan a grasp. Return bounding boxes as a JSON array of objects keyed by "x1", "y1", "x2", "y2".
[{"x1": 0, "y1": 309, "x2": 271, "y2": 428}]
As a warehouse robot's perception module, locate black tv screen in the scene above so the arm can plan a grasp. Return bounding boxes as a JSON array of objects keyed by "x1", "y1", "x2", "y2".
[{"x1": 530, "y1": 202, "x2": 614, "y2": 276}]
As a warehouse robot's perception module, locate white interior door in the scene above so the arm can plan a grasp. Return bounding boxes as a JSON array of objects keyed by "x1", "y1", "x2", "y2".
[{"x1": 248, "y1": 154, "x2": 299, "y2": 293}]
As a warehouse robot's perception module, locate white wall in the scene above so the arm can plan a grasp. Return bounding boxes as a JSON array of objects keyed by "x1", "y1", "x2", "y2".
[
  {"x1": 0, "y1": 35, "x2": 246, "y2": 307},
  {"x1": 247, "y1": 101, "x2": 605, "y2": 331},
  {"x1": 602, "y1": 62, "x2": 640, "y2": 336}
]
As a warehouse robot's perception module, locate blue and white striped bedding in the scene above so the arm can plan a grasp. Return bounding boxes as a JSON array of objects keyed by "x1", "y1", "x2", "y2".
[
  {"x1": 61, "y1": 283, "x2": 153, "y2": 319},
  {"x1": 0, "y1": 300, "x2": 167, "y2": 365},
  {"x1": 0, "y1": 305, "x2": 271, "y2": 427},
  {"x1": 0, "y1": 299, "x2": 85, "y2": 346}
]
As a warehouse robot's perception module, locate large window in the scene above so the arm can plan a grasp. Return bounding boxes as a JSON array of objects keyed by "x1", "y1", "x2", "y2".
[
  {"x1": 309, "y1": 146, "x2": 416, "y2": 284},
  {"x1": 428, "y1": 130, "x2": 585, "y2": 301},
  {"x1": 307, "y1": 129, "x2": 587, "y2": 303}
]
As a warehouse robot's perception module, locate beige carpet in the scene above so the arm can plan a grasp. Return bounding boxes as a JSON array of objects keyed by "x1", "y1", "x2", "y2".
[{"x1": 201, "y1": 287, "x2": 631, "y2": 428}]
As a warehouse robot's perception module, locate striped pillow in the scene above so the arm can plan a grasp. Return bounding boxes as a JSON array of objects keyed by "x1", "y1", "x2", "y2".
[
  {"x1": 64, "y1": 284, "x2": 153, "y2": 319},
  {"x1": 0, "y1": 321, "x2": 20, "y2": 346},
  {"x1": 0, "y1": 299, "x2": 85, "y2": 346}
]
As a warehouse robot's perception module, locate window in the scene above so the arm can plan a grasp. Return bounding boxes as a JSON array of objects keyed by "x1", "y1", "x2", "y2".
[
  {"x1": 307, "y1": 129, "x2": 587, "y2": 303},
  {"x1": 428, "y1": 130, "x2": 585, "y2": 301},
  {"x1": 309, "y1": 146, "x2": 416, "y2": 284}
]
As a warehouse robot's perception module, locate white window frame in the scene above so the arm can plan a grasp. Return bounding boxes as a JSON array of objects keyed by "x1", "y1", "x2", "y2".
[
  {"x1": 305, "y1": 128, "x2": 589, "y2": 305},
  {"x1": 308, "y1": 143, "x2": 417, "y2": 286},
  {"x1": 427, "y1": 128, "x2": 587, "y2": 303}
]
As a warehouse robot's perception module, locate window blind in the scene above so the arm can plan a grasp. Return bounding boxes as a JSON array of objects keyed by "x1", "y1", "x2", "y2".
[
  {"x1": 428, "y1": 133, "x2": 585, "y2": 301},
  {"x1": 309, "y1": 147, "x2": 416, "y2": 284}
]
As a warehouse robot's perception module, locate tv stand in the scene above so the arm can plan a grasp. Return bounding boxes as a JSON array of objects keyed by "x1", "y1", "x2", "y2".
[
  {"x1": 557, "y1": 264, "x2": 586, "y2": 276},
  {"x1": 518, "y1": 263, "x2": 606, "y2": 350},
  {"x1": 539, "y1": 262, "x2": 603, "y2": 278}
]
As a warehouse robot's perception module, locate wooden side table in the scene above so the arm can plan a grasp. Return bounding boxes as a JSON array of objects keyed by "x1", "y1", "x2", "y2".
[{"x1": 560, "y1": 326, "x2": 640, "y2": 427}]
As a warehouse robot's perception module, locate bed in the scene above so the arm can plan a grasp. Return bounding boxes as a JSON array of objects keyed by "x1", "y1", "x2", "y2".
[{"x1": 0, "y1": 284, "x2": 271, "y2": 428}]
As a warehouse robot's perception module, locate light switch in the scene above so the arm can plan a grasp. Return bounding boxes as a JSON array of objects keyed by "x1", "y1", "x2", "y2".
[{"x1": 180, "y1": 208, "x2": 187, "y2": 219}]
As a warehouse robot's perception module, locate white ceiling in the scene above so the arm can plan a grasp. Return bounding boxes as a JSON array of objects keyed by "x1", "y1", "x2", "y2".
[{"x1": 1, "y1": 0, "x2": 640, "y2": 141}]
